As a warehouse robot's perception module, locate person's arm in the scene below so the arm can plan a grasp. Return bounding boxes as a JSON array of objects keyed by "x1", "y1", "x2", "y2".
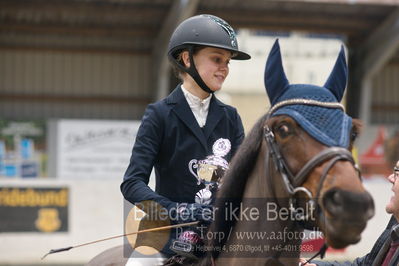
[
  {"x1": 121, "y1": 103, "x2": 174, "y2": 210},
  {"x1": 120, "y1": 103, "x2": 212, "y2": 223}
]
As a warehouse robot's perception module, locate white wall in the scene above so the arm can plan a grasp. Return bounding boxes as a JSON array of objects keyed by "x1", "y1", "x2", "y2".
[
  {"x1": 0, "y1": 178, "x2": 126, "y2": 265},
  {"x1": 223, "y1": 31, "x2": 343, "y2": 96}
]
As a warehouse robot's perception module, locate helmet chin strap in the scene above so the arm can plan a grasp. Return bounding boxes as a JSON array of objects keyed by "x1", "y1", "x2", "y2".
[
  {"x1": 172, "y1": 46, "x2": 214, "y2": 94},
  {"x1": 187, "y1": 47, "x2": 214, "y2": 94}
]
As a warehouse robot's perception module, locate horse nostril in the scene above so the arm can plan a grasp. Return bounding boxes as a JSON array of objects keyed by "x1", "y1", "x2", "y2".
[
  {"x1": 322, "y1": 189, "x2": 375, "y2": 219},
  {"x1": 332, "y1": 190, "x2": 343, "y2": 205},
  {"x1": 323, "y1": 189, "x2": 344, "y2": 215}
]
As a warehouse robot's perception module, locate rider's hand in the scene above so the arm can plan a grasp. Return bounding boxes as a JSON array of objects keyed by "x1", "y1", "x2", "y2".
[{"x1": 170, "y1": 203, "x2": 213, "y2": 225}]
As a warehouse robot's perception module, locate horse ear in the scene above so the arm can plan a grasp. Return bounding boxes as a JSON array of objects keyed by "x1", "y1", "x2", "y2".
[
  {"x1": 324, "y1": 45, "x2": 348, "y2": 102},
  {"x1": 264, "y1": 39, "x2": 289, "y2": 105}
]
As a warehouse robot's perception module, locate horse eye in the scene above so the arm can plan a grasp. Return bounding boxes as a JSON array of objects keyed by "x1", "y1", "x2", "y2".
[
  {"x1": 275, "y1": 124, "x2": 291, "y2": 139},
  {"x1": 350, "y1": 130, "x2": 358, "y2": 142}
]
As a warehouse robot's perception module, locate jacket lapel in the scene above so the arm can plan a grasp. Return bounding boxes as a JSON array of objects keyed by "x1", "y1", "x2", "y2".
[
  {"x1": 372, "y1": 230, "x2": 393, "y2": 266},
  {"x1": 203, "y1": 96, "x2": 224, "y2": 140},
  {"x1": 168, "y1": 86, "x2": 208, "y2": 151},
  {"x1": 390, "y1": 249, "x2": 399, "y2": 266}
]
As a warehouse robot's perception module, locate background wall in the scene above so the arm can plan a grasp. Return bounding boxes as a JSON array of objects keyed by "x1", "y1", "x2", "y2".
[{"x1": 0, "y1": 50, "x2": 151, "y2": 120}]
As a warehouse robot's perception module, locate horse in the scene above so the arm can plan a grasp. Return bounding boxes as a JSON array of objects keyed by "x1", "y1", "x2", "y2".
[
  {"x1": 194, "y1": 40, "x2": 375, "y2": 266},
  {"x1": 87, "y1": 40, "x2": 375, "y2": 266}
]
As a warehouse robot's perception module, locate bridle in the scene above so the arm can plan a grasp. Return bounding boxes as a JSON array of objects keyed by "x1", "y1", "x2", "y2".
[
  {"x1": 263, "y1": 98, "x2": 361, "y2": 223},
  {"x1": 263, "y1": 98, "x2": 361, "y2": 263}
]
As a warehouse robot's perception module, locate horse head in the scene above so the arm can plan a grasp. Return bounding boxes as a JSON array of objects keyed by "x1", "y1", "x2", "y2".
[
  {"x1": 263, "y1": 40, "x2": 374, "y2": 249},
  {"x1": 195, "y1": 40, "x2": 375, "y2": 266}
]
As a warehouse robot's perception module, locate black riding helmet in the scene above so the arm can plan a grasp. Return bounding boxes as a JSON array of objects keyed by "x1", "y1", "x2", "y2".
[{"x1": 168, "y1": 14, "x2": 251, "y2": 94}]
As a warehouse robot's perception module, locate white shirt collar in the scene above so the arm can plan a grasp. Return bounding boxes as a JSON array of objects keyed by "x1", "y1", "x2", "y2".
[{"x1": 181, "y1": 85, "x2": 212, "y2": 128}]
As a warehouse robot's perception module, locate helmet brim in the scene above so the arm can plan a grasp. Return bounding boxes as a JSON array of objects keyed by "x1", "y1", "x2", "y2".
[
  {"x1": 232, "y1": 51, "x2": 251, "y2": 60},
  {"x1": 175, "y1": 42, "x2": 250, "y2": 60}
]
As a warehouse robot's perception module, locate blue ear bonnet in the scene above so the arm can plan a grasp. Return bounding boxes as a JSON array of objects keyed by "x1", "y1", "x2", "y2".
[
  {"x1": 273, "y1": 84, "x2": 352, "y2": 147},
  {"x1": 265, "y1": 40, "x2": 352, "y2": 148}
]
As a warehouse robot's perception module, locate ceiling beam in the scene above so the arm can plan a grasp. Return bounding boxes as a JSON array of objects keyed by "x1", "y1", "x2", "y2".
[
  {"x1": 360, "y1": 7, "x2": 399, "y2": 78},
  {"x1": 152, "y1": 0, "x2": 200, "y2": 100},
  {"x1": 200, "y1": 8, "x2": 380, "y2": 33},
  {"x1": 346, "y1": 7, "x2": 399, "y2": 121},
  {"x1": 292, "y1": 0, "x2": 399, "y2": 4},
  {"x1": 0, "y1": 92, "x2": 151, "y2": 105},
  {"x1": 229, "y1": 22, "x2": 367, "y2": 36},
  {"x1": 0, "y1": 0, "x2": 169, "y2": 17},
  {"x1": 202, "y1": 9, "x2": 380, "y2": 29},
  {"x1": 0, "y1": 22, "x2": 154, "y2": 38},
  {"x1": 0, "y1": 45, "x2": 151, "y2": 55}
]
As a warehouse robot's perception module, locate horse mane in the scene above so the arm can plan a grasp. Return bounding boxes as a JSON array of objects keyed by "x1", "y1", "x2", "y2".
[
  {"x1": 219, "y1": 114, "x2": 267, "y2": 199},
  {"x1": 205, "y1": 113, "x2": 268, "y2": 260}
]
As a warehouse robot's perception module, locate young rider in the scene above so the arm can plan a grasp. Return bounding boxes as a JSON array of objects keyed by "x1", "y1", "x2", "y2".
[{"x1": 121, "y1": 14, "x2": 250, "y2": 262}]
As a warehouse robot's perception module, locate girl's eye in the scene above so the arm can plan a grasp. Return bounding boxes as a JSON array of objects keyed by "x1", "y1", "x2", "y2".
[
  {"x1": 214, "y1": 57, "x2": 221, "y2": 63},
  {"x1": 212, "y1": 57, "x2": 229, "y2": 65}
]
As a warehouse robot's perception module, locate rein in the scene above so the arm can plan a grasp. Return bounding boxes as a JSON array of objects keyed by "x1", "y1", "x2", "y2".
[{"x1": 263, "y1": 98, "x2": 360, "y2": 261}]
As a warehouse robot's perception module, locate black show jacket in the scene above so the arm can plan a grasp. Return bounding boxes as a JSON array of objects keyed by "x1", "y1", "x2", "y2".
[{"x1": 121, "y1": 85, "x2": 245, "y2": 210}]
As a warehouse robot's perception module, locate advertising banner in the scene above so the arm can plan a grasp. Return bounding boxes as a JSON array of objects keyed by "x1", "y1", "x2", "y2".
[
  {"x1": 0, "y1": 186, "x2": 69, "y2": 232},
  {"x1": 48, "y1": 119, "x2": 140, "y2": 179}
]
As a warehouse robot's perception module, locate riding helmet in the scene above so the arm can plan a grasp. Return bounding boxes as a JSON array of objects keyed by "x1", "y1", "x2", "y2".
[
  {"x1": 168, "y1": 14, "x2": 250, "y2": 61},
  {"x1": 168, "y1": 14, "x2": 250, "y2": 93}
]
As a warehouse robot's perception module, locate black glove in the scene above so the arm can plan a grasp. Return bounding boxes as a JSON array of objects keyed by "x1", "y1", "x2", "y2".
[{"x1": 169, "y1": 203, "x2": 213, "y2": 225}]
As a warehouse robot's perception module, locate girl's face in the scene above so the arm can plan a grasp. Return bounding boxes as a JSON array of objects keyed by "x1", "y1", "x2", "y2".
[{"x1": 183, "y1": 47, "x2": 232, "y2": 93}]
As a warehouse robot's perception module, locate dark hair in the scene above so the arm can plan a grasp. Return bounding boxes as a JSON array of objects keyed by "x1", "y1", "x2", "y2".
[{"x1": 169, "y1": 45, "x2": 206, "y2": 80}]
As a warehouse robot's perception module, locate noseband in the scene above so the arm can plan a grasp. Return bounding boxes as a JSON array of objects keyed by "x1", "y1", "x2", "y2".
[{"x1": 263, "y1": 99, "x2": 360, "y2": 222}]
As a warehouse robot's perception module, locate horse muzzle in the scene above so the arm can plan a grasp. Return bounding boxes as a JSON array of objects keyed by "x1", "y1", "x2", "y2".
[{"x1": 320, "y1": 188, "x2": 375, "y2": 249}]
